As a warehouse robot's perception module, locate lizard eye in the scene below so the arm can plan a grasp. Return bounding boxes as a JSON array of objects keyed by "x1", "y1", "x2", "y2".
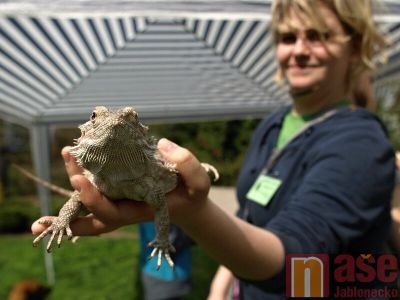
[{"x1": 91, "y1": 111, "x2": 96, "y2": 120}]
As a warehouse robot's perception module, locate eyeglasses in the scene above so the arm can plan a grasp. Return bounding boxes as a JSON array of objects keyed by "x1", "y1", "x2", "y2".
[{"x1": 277, "y1": 29, "x2": 333, "y2": 46}]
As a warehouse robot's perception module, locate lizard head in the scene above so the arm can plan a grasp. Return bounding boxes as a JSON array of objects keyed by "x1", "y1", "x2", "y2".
[
  {"x1": 70, "y1": 106, "x2": 150, "y2": 170},
  {"x1": 76, "y1": 106, "x2": 148, "y2": 141}
]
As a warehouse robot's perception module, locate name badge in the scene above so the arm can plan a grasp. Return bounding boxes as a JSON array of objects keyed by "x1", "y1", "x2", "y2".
[{"x1": 246, "y1": 174, "x2": 282, "y2": 206}]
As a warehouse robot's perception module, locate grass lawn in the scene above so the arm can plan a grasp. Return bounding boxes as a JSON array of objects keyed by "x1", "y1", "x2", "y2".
[{"x1": 0, "y1": 226, "x2": 218, "y2": 300}]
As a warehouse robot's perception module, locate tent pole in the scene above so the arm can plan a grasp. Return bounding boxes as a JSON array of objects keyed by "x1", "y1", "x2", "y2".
[{"x1": 30, "y1": 124, "x2": 55, "y2": 285}]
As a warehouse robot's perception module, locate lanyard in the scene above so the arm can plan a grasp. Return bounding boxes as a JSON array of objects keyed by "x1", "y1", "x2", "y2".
[
  {"x1": 241, "y1": 107, "x2": 341, "y2": 221},
  {"x1": 263, "y1": 108, "x2": 340, "y2": 174}
]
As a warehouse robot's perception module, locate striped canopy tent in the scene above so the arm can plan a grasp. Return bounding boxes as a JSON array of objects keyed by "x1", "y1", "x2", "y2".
[
  {"x1": 1, "y1": 0, "x2": 400, "y2": 284},
  {"x1": 1, "y1": 0, "x2": 400, "y2": 126},
  {"x1": 1, "y1": 0, "x2": 290, "y2": 126}
]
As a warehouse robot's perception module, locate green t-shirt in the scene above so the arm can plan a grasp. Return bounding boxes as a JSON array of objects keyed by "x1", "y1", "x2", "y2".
[
  {"x1": 276, "y1": 100, "x2": 352, "y2": 149},
  {"x1": 276, "y1": 111, "x2": 309, "y2": 149}
]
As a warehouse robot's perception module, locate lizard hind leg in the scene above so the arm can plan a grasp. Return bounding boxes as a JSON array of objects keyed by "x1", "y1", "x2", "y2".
[{"x1": 146, "y1": 192, "x2": 175, "y2": 270}]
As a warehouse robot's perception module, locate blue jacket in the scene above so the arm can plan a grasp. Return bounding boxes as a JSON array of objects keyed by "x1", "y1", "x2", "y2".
[
  {"x1": 139, "y1": 222, "x2": 192, "y2": 281},
  {"x1": 236, "y1": 106, "x2": 396, "y2": 299}
]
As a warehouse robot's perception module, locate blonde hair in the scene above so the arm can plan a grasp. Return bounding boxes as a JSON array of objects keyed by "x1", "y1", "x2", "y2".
[{"x1": 271, "y1": 0, "x2": 388, "y2": 84}]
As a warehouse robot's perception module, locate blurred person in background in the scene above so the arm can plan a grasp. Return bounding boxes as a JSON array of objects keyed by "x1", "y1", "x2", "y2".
[{"x1": 139, "y1": 223, "x2": 193, "y2": 300}]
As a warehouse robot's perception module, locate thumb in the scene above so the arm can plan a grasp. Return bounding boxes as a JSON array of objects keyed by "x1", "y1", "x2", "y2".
[{"x1": 157, "y1": 138, "x2": 210, "y2": 194}]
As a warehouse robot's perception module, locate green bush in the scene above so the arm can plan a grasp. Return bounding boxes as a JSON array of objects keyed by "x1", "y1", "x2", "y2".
[{"x1": 0, "y1": 199, "x2": 39, "y2": 233}]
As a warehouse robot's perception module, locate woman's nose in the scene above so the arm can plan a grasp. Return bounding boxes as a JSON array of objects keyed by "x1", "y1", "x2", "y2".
[{"x1": 292, "y1": 37, "x2": 311, "y2": 56}]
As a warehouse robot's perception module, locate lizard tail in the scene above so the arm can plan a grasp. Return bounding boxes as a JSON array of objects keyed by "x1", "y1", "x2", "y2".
[{"x1": 12, "y1": 164, "x2": 73, "y2": 197}]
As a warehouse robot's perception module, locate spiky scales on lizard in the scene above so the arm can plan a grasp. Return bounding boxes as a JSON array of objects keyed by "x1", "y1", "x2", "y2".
[{"x1": 19, "y1": 106, "x2": 219, "y2": 269}]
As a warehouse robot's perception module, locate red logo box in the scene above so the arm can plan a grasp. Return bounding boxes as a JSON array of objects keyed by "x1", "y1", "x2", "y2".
[{"x1": 286, "y1": 254, "x2": 330, "y2": 298}]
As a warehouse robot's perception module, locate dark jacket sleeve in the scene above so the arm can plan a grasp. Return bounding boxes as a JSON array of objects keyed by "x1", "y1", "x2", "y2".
[
  {"x1": 243, "y1": 123, "x2": 396, "y2": 292},
  {"x1": 268, "y1": 128, "x2": 395, "y2": 253}
]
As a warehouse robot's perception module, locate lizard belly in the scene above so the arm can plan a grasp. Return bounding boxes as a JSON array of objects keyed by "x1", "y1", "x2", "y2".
[
  {"x1": 84, "y1": 171, "x2": 128, "y2": 200},
  {"x1": 84, "y1": 164, "x2": 178, "y2": 202},
  {"x1": 86, "y1": 172, "x2": 159, "y2": 201}
]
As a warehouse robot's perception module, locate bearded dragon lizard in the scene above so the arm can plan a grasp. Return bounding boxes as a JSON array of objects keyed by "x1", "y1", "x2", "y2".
[{"x1": 25, "y1": 106, "x2": 219, "y2": 269}]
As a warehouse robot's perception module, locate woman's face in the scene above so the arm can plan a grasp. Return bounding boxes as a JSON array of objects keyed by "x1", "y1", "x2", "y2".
[{"x1": 276, "y1": 2, "x2": 354, "y2": 97}]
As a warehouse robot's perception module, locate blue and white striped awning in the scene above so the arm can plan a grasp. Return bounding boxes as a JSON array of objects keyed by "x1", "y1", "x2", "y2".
[{"x1": 1, "y1": 0, "x2": 400, "y2": 125}]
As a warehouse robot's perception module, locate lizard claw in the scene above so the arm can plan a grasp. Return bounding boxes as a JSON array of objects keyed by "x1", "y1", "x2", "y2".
[
  {"x1": 33, "y1": 217, "x2": 75, "y2": 251},
  {"x1": 147, "y1": 239, "x2": 176, "y2": 269},
  {"x1": 201, "y1": 163, "x2": 220, "y2": 181}
]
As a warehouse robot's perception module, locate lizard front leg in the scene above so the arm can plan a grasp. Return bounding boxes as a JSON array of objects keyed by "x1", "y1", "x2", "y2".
[
  {"x1": 33, "y1": 191, "x2": 82, "y2": 252},
  {"x1": 147, "y1": 193, "x2": 176, "y2": 269}
]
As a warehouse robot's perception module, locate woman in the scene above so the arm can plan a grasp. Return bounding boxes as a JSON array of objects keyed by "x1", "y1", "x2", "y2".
[{"x1": 33, "y1": 0, "x2": 396, "y2": 298}]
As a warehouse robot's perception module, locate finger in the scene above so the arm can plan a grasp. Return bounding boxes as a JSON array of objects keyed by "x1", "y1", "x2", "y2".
[
  {"x1": 157, "y1": 138, "x2": 210, "y2": 195},
  {"x1": 68, "y1": 213, "x2": 143, "y2": 236},
  {"x1": 70, "y1": 175, "x2": 154, "y2": 226},
  {"x1": 32, "y1": 217, "x2": 56, "y2": 235},
  {"x1": 62, "y1": 146, "x2": 84, "y2": 177},
  {"x1": 69, "y1": 215, "x2": 109, "y2": 235},
  {"x1": 33, "y1": 214, "x2": 107, "y2": 236},
  {"x1": 32, "y1": 200, "x2": 154, "y2": 237},
  {"x1": 70, "y1": 174, "x2": 123, "y2": 224}
]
